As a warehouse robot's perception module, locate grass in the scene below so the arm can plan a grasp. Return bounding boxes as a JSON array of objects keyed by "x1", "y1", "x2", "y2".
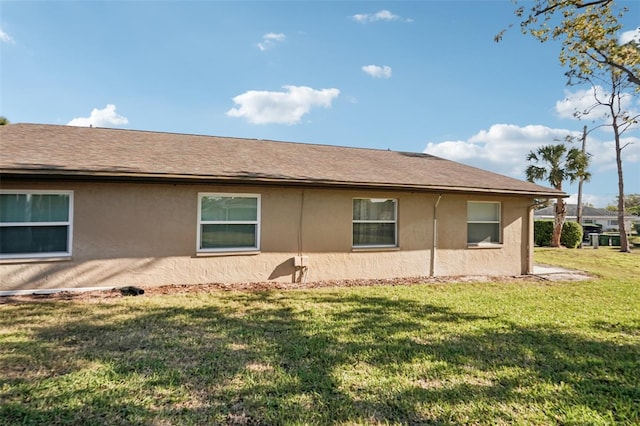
[{"x1": 1, "y1": 248, "x2": 638, "y2": 425}]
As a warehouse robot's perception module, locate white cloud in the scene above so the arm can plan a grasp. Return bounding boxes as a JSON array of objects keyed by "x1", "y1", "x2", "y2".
[
  {"x1": 424, "y1": 124, "x2": 581, "y2": 178},
  {"x1": 554, "y1": 87, "x2": 640, "y2": 171},
  {"x1": 67, "y1": 104, "x2": 129, "y2": 127},
  {"x1": 257, "y1": 32, "x2": 286, "y2": 51},
  {"x1": 424, "y1": 123, "x2": 640, "y2": 181},
  {"x1": 362, "y1": 65, "x2": 392, "y2": 79},
  {"x1": 620, "y1": 28, "x2": 639, "y2": 45},
  {"x1": 556, "y1": 86, "x2": 639, "y2": 121},
  {"x1": 0, "y1": 28, "x2": 15, "y2": 44},
  {"x1": 351, "y1": 10, "x2": 412, "y2": 24},
  {"x1": 556, "y1": 86, "x2": 610, "y2": 120},
  {"x1": 585, "y1": 134, "x2": 640, "y2": 171},
  {"x1": 226, "y1": 85, "x2": 340, "y2": 125},
  {"x1": 565, "y1": 192, "x2": 609, "y2": 208}
]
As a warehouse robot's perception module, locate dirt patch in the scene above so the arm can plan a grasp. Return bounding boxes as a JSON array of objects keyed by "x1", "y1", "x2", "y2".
[{"x1": 0, "y1": 274, "x2": 546, "y2": 304}]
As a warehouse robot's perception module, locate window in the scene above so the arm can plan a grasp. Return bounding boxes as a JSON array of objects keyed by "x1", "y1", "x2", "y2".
[
  {"x1": 467, "y1": 201, "x2": 501, "y2": 245},
  {"x1": 608, "y1": 219, "x2": 618, "y2": 226},
  {"x1": 198, "y1": 193, "x2": 260, "y2": 252},
  {"x1": 353, "y1": 198, "x2": 397, "y2": 247},
  {"x1": 0, "y1": 190, "x2": 73, "y2": 259}
]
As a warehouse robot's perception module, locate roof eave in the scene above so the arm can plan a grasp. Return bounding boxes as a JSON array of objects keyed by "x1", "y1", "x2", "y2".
[{"x1": 0, "y1": 168, "x2": 566, "y2": 198}]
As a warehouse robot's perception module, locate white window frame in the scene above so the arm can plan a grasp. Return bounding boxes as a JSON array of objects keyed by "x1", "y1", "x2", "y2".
[
  {"x1": 352, "y1": 198, "x2": 398, "y2": 248},
  {"x1": 467, "y1": 201, "x2": 502, "y2": 246},
  {"x1": 0, "y1": 189, "x2": 74, "y2": 259},
  {"x1": 197, "y1": 193, "x2": 261, "y2": 253}
]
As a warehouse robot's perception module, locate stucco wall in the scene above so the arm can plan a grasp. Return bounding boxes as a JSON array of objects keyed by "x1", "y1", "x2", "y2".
[
  {"x1": 434, "y1": 194, "x2": 532, "y2": 276},
  {"x1": 0, "y1": 181, "x2": 533, "y2": 292}
]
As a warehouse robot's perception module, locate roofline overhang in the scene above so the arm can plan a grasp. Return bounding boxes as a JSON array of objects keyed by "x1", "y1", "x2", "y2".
[{"x1": 0, "y1": 169, "x2": 567, "y2": 198}]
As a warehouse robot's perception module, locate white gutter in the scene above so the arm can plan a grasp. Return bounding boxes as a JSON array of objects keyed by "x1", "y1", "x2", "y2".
[
  {"x1": 1, "y1": 169, "x2": 566, "y2": 198},
  {"x1": 526, "y1": 199, "x2": 551, "y2": 274}
]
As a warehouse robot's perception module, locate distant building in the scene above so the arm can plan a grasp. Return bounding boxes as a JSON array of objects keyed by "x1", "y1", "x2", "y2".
[{"x1": 534, "y1": 204, "x2": 639, "y2": 233}]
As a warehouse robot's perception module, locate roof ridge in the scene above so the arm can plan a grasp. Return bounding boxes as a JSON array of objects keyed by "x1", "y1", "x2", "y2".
[{"x1": 7, "y1": 122, "x2": 428, "y2": 156}]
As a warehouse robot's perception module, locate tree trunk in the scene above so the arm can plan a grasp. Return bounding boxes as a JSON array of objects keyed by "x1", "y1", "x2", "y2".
[
  {"x1": 552, "y1": 197, "x2": 566, "y2": 247},
  {"x1": 576, "y1": 125, "x2": 587, "y2": 249},
  {"x1": 613, "y1": 117, "x2": 631, "y2": 252}
]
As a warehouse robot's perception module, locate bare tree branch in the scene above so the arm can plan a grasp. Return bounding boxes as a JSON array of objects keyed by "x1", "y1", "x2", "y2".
[
  {"x1": 534, "y1": 0, "x2": 613, "y2": 17},
  {"x1": 590, "y1": 46, "x2": 640, "y2": 86}
]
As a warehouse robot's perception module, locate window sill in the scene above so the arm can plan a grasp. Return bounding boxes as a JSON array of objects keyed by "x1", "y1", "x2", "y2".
[
  {"x1": 0, "y1": 255, "x2": 72, "y2": 264},
  {"x1": 195, "y1": 250, "x2": 261, "y2": 257},
  {"x1": 352, "y1": 246, "x2": 400, "y2": 252},
  {"x1": 467, "y1": 243, "x2": 503, "y2": 249}
]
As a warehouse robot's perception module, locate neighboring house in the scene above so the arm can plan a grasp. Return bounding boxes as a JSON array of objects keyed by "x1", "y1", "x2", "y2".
[
  {"x1": 534, "y1": 204, "x2": 639, "y2": 233},
  {"x1": 0, "y1": 123, "x2": 563, "y2": 293}
]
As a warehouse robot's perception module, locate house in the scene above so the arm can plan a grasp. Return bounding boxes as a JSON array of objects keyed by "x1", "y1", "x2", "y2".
[
  {"x1": 534, "y1": 204, "x2": 639, "y2": 233},
  {"x1": 0, "y1": 123, "x2": 564, "y2": 294}
]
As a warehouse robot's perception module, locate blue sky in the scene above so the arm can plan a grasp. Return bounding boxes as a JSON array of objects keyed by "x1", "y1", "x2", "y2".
[{"x1": 1, "y1": 1, "x2": 638, "y2": 207}]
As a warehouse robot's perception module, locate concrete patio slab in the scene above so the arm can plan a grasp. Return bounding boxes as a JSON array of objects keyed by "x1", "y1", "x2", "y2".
[{"x1": 533, "y1": 264, "x2": 592, "y2": 281}]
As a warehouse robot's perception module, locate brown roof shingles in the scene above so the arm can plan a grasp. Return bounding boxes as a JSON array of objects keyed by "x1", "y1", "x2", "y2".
[{"x1": 0, "y1": 123, "x2": 563, "y2": 197}]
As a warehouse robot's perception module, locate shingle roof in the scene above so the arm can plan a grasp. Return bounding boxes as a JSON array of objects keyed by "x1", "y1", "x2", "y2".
[{"x1": 1, "y1": 123, "x2": 563, "y2": 197}]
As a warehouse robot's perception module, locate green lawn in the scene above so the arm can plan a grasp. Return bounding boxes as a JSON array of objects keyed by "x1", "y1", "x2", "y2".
[{"x1": 1, "y1": 248, "x2": 638, "y2": 425}]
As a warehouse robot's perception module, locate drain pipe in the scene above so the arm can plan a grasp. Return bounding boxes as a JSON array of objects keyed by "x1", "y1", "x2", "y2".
[
  {"x1": 526, "y1": 199, "x2": 550, "y2": 275},
  {"x1": 430, "y1": 194, "x2": 442, "y2": 277}
]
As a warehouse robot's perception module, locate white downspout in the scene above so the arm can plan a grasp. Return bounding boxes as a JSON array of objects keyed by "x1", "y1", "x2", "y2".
[
  {"x1": 430, "y1": 194, "x2": 442, "y2": 277},
  {"x1": 527, "y1": 199, "x2": 550, "y2": 275}
]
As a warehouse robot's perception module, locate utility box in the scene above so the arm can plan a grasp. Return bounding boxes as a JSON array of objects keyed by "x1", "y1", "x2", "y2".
[{"x1": 294, "y1": 256, "x2": 309, "y2": 267}]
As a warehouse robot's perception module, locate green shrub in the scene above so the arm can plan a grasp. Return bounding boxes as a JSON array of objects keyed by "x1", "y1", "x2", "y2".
[
  {"x1": 560, "y1": 221, "x2": 583, "y2": 248},
  {"x1": 534, "y1": 220, "x2": 583, "y2": 248},
  {"x1": 534, "y1": 220, "x2": 554, "y2": 246}
]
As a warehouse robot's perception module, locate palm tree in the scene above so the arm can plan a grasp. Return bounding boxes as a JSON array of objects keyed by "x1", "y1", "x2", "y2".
[{"x1": 526, "y1": 144, "x2": 591, "y2": 247}]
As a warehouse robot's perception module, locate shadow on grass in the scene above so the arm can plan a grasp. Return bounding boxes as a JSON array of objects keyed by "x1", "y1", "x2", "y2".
[{"x1": 1, "y1": 292, "x2": 638, "y2": 425}]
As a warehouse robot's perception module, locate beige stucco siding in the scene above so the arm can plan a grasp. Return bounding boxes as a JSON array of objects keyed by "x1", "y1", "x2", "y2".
[
  {"x1": 0, "y1": 181, "x2": 533, "y2": 292},
  {"x1": 434, "y1": 195, "x2": 532, "y2": 276}
]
